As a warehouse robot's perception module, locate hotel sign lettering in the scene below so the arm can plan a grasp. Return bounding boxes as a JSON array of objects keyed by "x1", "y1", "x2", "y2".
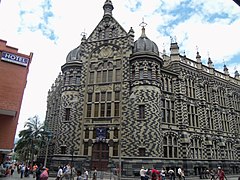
[{"x1": 1, "y1": 52, "x2": 29, "y2": 66}]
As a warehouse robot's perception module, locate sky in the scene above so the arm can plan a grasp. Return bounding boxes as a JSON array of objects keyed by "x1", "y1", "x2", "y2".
[{"x1": 0, "y1": 0, "x2": 240, "y2": 137}]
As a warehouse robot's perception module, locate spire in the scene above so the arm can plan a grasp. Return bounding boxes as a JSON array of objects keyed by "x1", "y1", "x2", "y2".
[{"x1": 103, "y1": 0, "x2": 114, "y2": 17}]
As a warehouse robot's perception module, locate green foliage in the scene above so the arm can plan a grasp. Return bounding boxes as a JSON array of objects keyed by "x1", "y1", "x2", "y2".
[{"x1": 14, "y1": 115, "x2": 50, "y2": 163}]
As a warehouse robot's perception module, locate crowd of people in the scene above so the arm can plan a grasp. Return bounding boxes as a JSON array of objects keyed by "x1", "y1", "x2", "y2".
[
  {"x1": 56, "y1": 164, "x2": 94, "y2": 180},
  {"x1": 140, "y1": 166, "x2": 185, "y2": 180},
  {"x1": 139, "y1": 166, "x2": 230, "y2": 180},
  {"x1": 0, "y1": 161, "x2": 94, "y2": 180}
]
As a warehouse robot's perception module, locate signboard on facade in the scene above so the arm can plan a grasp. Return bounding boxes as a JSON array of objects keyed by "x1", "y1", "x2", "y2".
[
  {"x1": 96, "y1": 127, "x2": 106, "y2": 142},
  {"x1": 1, "y1": 51, "x2": 29, "y2": 66}
]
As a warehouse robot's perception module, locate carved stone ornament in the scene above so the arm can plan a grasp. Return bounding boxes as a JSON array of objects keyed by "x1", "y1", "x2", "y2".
[{"x1": 99, "y1": 46, "x2": 113, "y2": 58}]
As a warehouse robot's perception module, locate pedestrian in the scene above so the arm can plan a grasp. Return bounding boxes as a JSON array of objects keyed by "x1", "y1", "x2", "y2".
[
  {"x1": 217, "y1": 167, "x2": 226, "y2": 180},
  {"x1": 177, "y1": 167, "x2": 182, "y2": 180},
  {"x1": 20, "y1": 164, "x2": 25, "y2": 178},
  {"x1": 77, "y1": 170, "x2": 83, "y2": 180},
  {"x1": 210, "y1": 169, "x2": 215, "y2": 180},
  {"x1": 40, "y1": 167, "x2": 49, "y2": 180},
  {"x1": 36, "y1": 164, "x2": 43, "y2": 180},
  {"x1": 161, "y1": 167, "x2": 166, "y2": 180},
  {"x1": 83, "y1": 168, "x2": 89, "y2": 180},
  {"x1": 181, "y1": 169, "x2": 185, "y2": 180},
  {"x1": 168, "y1": 168, "x2": 175, "y2": 180},
  {"x1": 140, "y1": 166, "x2": 148, "y2": 180},
  {"x1": 151, "y1": 166, "x2": 160, "y2": 180},
  {"x1": 33, "y1": 164, "x2": 38, "y2": 178},
  {"x1": 56, "y1": 166, "x2": 63, "y2": 180},
  {"x1": 92, "y1": 167, "x2": 97, "y2": 180}
]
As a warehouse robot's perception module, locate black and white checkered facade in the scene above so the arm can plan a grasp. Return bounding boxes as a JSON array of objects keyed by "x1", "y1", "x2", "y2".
[{"x1": 42, "y1": 0, "x2": 240, "y2": 176}]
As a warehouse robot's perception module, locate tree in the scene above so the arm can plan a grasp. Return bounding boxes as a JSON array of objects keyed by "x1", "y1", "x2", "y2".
[{"x1": 14, "y1": 115, "x2": 47, "y2": 164}]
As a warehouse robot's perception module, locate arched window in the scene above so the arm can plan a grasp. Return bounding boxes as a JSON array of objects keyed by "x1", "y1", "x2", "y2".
[
  {"x1": 190, "y1": 138, "x2": 202, "y2": 159},
  {"x1": 163, "y1": 135, "x2": 178, "y2": 158}
]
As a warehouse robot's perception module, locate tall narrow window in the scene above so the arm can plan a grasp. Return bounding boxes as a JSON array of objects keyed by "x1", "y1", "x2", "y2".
[
  {"x1": 97, "y1": 71, "x2": 101, "y2": 83},
  {"x1": 102, "y1": 70, "x2": 107, "y2": 82},
  {"x1": 113, "y1": 142, "x2": 118, "y2": 156},
  {"x1": 115, "y1": 91, "x2": 120, "y2": 101},
  {"x1": 87, "y1": 104, "x2": 92, "y2": 117},
  {"x1": 95, "y1": 93, "x2": 100, "y2": 102},
  {"x1": 89, "y1": 72, "x2": 94, "y2": 83},
  {"x1": 106, "y1": 103, "x2": 111, "y2": 117},
  {"x1": 107, "y1": 92, "x2": 112, "y2": 101},
  {"x1": 139, "y1": 105, "x2": 145, "y2": 119},
  {"x1": 115, "y1": 69, "x2": 121, "y2": 81},
  {"x1": 65, "y1": 108, "x2": 70, "y2": 121},
  {"x1": 100, "y1": 103, "x2": 105, "y2": 117},
  {"x1": 88, "y1": 93, "x2": 92, "y2": 102},
  {"x1": 108, "y1": 70, "x2": 113, "y2": 82},
  {"x1": 114, "y1": 102, "x2": 119, "y2": 116},
  {"x1": 94, "y1": 104, "x2": 99, "y2": 117}
]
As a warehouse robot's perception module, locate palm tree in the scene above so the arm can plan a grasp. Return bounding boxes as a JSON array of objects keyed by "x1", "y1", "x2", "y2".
[{"x1": 15, "y1": 115, "x2": 48, "y2": 165}]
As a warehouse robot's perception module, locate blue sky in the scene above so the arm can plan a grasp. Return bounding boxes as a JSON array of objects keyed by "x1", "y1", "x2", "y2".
[{"x1": 0, "y1": 0, "x2": 239, "y2": 135}]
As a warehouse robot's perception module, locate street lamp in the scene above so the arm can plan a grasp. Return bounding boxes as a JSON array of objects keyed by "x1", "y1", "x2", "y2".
[{"x1": 44, "y1": 132, "x2": 52, "y2": 167}]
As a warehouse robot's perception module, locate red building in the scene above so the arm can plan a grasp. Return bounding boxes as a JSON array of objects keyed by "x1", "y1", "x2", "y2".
[{"x1": 0, "y1": 39, "x2": 33, "y2": 163}]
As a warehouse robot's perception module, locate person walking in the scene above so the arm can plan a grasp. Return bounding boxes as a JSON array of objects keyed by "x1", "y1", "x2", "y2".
[
  {"x1": 40, "y1": 167, "x2": 49, "y2": 180},
  {"x1": 33, "y1": 164, "x2": 38, "y2": 178},
  {"x1": 161, "y1": 167, "x2": 166, "y2": 180},
  {"x1": 177, "y1": 167, "x2": 182, "y2": 180},
  {"x1": 77, "y1": 170, "x2": 83, "y2": 180},
  {"x1": 56, "y1": 166, "x2": 63, "y2": 180},
  {"x1": 20, "y1": 164, "x2": 25, "y2": 179},
  {"x1": 92, "y1": 167, "x2": 97, "y2": 180},
  {"x1": 140, "y1": 166, "x2": 148, "y2": 180},
  {"x1": 168, "y1": 168, "x2": 175, "y2": 180},
  {"x1": 217, "y1": 167, "x2": 226, "y2": 180},
  {"x1": 83, "y1": 168, "x2": 88, "y2": 180}
]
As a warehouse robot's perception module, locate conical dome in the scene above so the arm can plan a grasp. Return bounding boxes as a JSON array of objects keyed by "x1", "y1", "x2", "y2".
[{"x1": 133, "y1": 27, "x2": 159, "y2": 55}]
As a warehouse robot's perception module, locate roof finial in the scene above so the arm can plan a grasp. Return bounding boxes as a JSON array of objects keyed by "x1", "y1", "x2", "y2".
[
  {"x1": 103, "y1": 0, "x2": 114, "y2": 17},
  {"x1": 139, "y1": 17, "x2": 147, "y2": 37},
  {"x1": 81, "y1": 29, "x2": 87, "y2": 43},
  {"x1": 139, "y1": 17, "x2": 147, "y2": 28}
]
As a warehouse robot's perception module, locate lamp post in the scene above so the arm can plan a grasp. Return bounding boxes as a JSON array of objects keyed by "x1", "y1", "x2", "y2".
[
  {"x1": 118, "y1": 138, "x2": 121, "y2": 180},
  {"x1": 44, "y1": 132, "x2": 52, "y2": 167},
  {"x1": 70, "y1": 148, "x2": 75, "y2": 180}
]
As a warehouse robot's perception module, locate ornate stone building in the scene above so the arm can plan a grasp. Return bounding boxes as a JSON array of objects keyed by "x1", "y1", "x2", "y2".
[{"x1": 42, "y1": 0, "x2": 240, "y2": 176}]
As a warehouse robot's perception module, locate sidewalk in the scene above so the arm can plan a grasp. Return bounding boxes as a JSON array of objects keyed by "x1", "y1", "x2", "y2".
[{"x1": 0, "y1": 172, "x2": 239, "y2": 180}]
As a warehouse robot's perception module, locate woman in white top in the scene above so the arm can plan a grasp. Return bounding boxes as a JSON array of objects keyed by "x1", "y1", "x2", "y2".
[{"x1": 56, "y1": 166, "x2": 63, "y2": 180}]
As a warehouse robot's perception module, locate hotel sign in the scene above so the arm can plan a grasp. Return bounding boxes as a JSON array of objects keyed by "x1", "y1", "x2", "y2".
[{"x1": 1, "y1": 51, "x2": 29, "y2": 66}]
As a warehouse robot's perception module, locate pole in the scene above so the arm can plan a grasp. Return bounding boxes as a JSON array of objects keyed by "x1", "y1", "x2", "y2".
[
  {"x1": 71, "y1": 149, "x2": 74, "y2": 180},
  {"x1": 119, "y1": 140, "x2": 121, "y2": 180},
  {"x1": 119, "y1": 118, "x2": 122, "y2": 180},
  {"x1": 43, "y1": 140, "x2": 49, "y2": 167}
]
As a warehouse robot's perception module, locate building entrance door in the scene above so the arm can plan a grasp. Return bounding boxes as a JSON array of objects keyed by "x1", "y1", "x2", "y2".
[{"x1": 92, "y1": 142, "x2": 109, "y2": 171}]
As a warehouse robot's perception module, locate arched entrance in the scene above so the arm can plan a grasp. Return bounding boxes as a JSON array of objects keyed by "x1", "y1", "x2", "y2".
[{"x1": 92, "y1": 142, "x2": 109, "y2": 171}]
